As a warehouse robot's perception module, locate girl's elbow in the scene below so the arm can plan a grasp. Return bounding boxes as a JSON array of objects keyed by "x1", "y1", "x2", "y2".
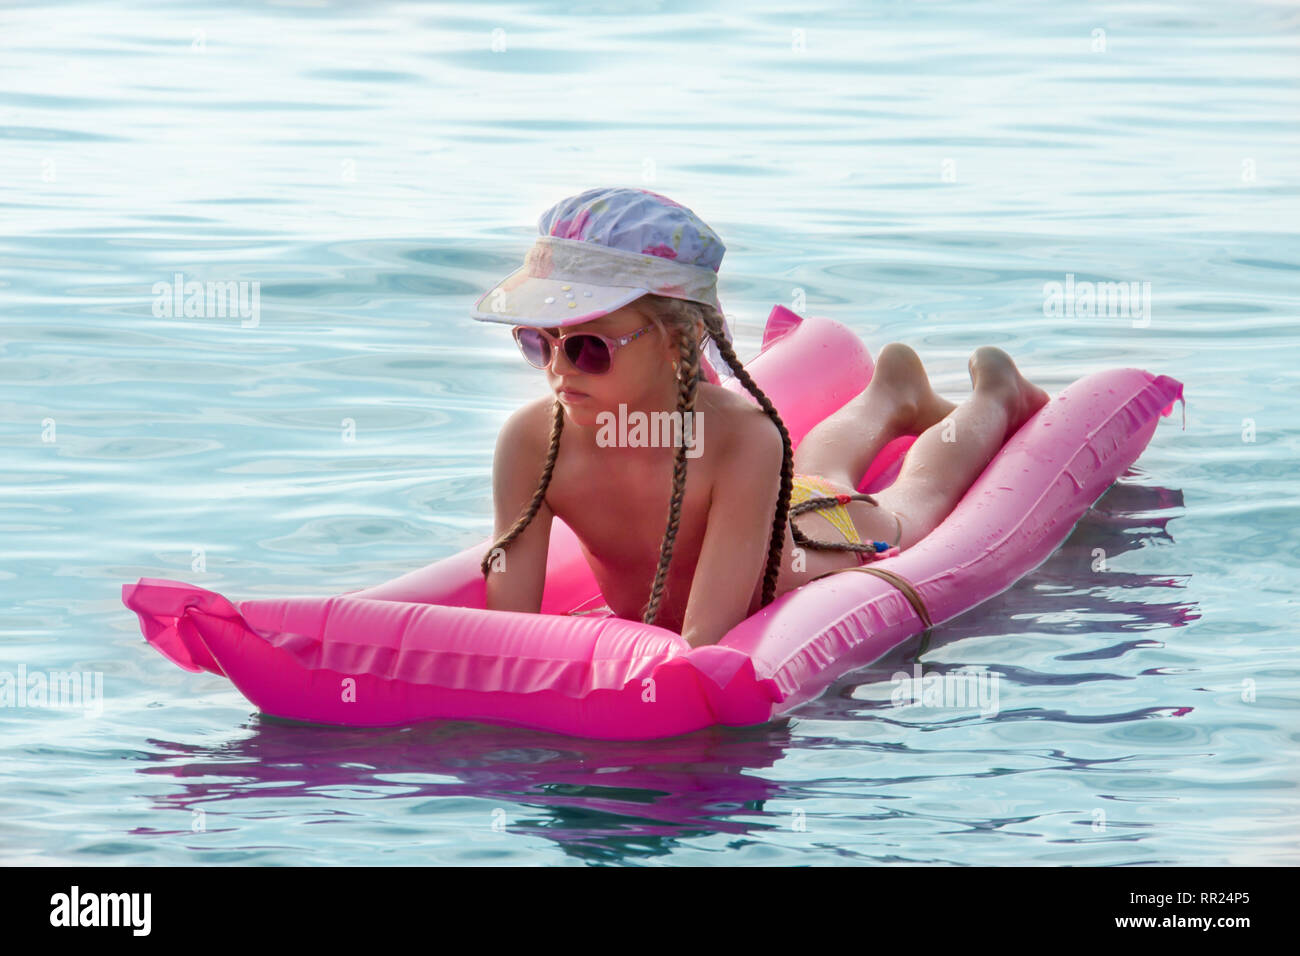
[
  {"x1": 484, "y1": 569, "x2": 543, "y2": 614},
  {"x1": 682, "y1": 624, "x2": 722, "y2": 649}
]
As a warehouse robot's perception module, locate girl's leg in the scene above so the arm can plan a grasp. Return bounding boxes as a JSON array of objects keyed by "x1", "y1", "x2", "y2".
[
  {"x1": 794, "y1": 343, "x2": 957, "y2": 488},
  {"x1": 872, "y1": 347, "x2": 1050, "y2": 550}
]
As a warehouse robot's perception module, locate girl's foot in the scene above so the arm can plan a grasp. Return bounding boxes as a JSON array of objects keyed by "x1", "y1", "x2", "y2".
[
  {"x1": 871, "y1": 343, "x2": 959, "y2": 433},
  {"x1": 968, "y1": 347, "x2": 1051, "y2": 442}
]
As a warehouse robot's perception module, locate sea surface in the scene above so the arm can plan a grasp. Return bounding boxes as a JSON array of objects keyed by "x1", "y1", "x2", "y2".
[{"x1": 1, "y1": 0, "x2": 1297, "y2": 865}]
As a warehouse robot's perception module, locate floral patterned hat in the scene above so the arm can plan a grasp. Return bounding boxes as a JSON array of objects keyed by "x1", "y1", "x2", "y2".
[{"x1": 470, "y1": 186, "x2": 734, "y2": 373}]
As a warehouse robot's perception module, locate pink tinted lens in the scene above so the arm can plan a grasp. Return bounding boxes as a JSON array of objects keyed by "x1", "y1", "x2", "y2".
[
  {"x1": 564, "y1": 334, "x2": 612, "y2": 374},
  {"x1": 515, "y1": 328, "x2": 551, "y2": 368}
]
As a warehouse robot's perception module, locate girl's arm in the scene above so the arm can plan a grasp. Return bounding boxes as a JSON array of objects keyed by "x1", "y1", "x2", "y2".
[
  {"x1": 484, "y1": 400, "x2": 554, "y2": 614},
  {"x1": 679, "y1": 411, "x2": 784, "y2": 648}
]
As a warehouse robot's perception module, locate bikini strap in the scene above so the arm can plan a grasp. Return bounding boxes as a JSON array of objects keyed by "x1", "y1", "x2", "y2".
[
  {"x1": 788, "y1": 490, "x2": 879, "y2": 514},
  {"x1": 789, "y1": 493, "x2": 903, "y2": 550},
  {"x1": 807, "y1": 565, "x2": 934, "y2": 630}
]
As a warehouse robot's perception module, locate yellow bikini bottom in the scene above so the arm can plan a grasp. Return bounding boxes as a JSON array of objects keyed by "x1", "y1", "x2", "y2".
[{"x1": 790, "y1": 472, "x2": 903, "y2": 553}]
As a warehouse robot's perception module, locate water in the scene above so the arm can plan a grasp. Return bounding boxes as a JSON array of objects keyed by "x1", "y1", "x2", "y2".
[{"x1": 2, "y1": 0, "x2": 1298, "y2": 865}]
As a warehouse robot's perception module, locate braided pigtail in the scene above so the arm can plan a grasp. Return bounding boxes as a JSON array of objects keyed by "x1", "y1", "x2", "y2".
[
  {"x1": 480, "y1": 398, "x2": 565, "y2": 577},
  {"x1": 640, "y1": 324, "x2": 700, "y2": 625},
  {"x1": 696, "y1": 306, "x2": 791, "y2": 608},
  {"x1": 789, "y1": 494, "x2": 886, "y2": 558}
]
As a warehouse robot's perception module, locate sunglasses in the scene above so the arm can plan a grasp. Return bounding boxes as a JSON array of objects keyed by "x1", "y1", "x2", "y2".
[{"x1": 511, "y1": 322, "x2": 656, "y2": 375}]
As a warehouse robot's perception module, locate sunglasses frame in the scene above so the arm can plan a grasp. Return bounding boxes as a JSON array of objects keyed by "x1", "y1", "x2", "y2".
[{"x1": 511, "y1": 322, "x2": 657, "y2": 374}]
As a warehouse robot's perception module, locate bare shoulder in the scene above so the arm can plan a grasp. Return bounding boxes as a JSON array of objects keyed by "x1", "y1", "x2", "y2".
[
  {"x1": 695, "y1": 382, "x2": 784, "y2": 472},
  {"x1": 497, "y1": 394, "x2": 555, "y2": 452},
  {"x1": 493, "y1": 394, "x2": 558, "y2": 488}
]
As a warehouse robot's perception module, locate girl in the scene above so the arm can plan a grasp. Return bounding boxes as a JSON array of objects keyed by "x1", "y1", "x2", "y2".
[{"x1": 470, "y1": 186, "x2": 1049, "y2": 648}]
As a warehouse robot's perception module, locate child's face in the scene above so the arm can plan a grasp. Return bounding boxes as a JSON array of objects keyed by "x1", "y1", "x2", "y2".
[{"x1": 535, "y1": 303, "x2": 680, "y2": 426}]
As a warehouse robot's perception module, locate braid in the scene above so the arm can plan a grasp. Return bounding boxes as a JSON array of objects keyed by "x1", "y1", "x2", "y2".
[
  {"x1": 697, "y1": 307, "x2": 790, "y2": 608},
  {"x1": 480, "y1": 398, "x2": 564, "y2": 577},
  {"x1": 789, "y1": 494, "x2": 885, "y2": 558},
  {"x1": 641, "y1": 325, "x2": 700, "y2": 625}
]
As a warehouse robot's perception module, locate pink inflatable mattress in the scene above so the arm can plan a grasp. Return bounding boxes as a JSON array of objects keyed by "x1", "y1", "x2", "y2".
[{"x1": 122, "y1": 306, "x2": 1184, "y2": 739}]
